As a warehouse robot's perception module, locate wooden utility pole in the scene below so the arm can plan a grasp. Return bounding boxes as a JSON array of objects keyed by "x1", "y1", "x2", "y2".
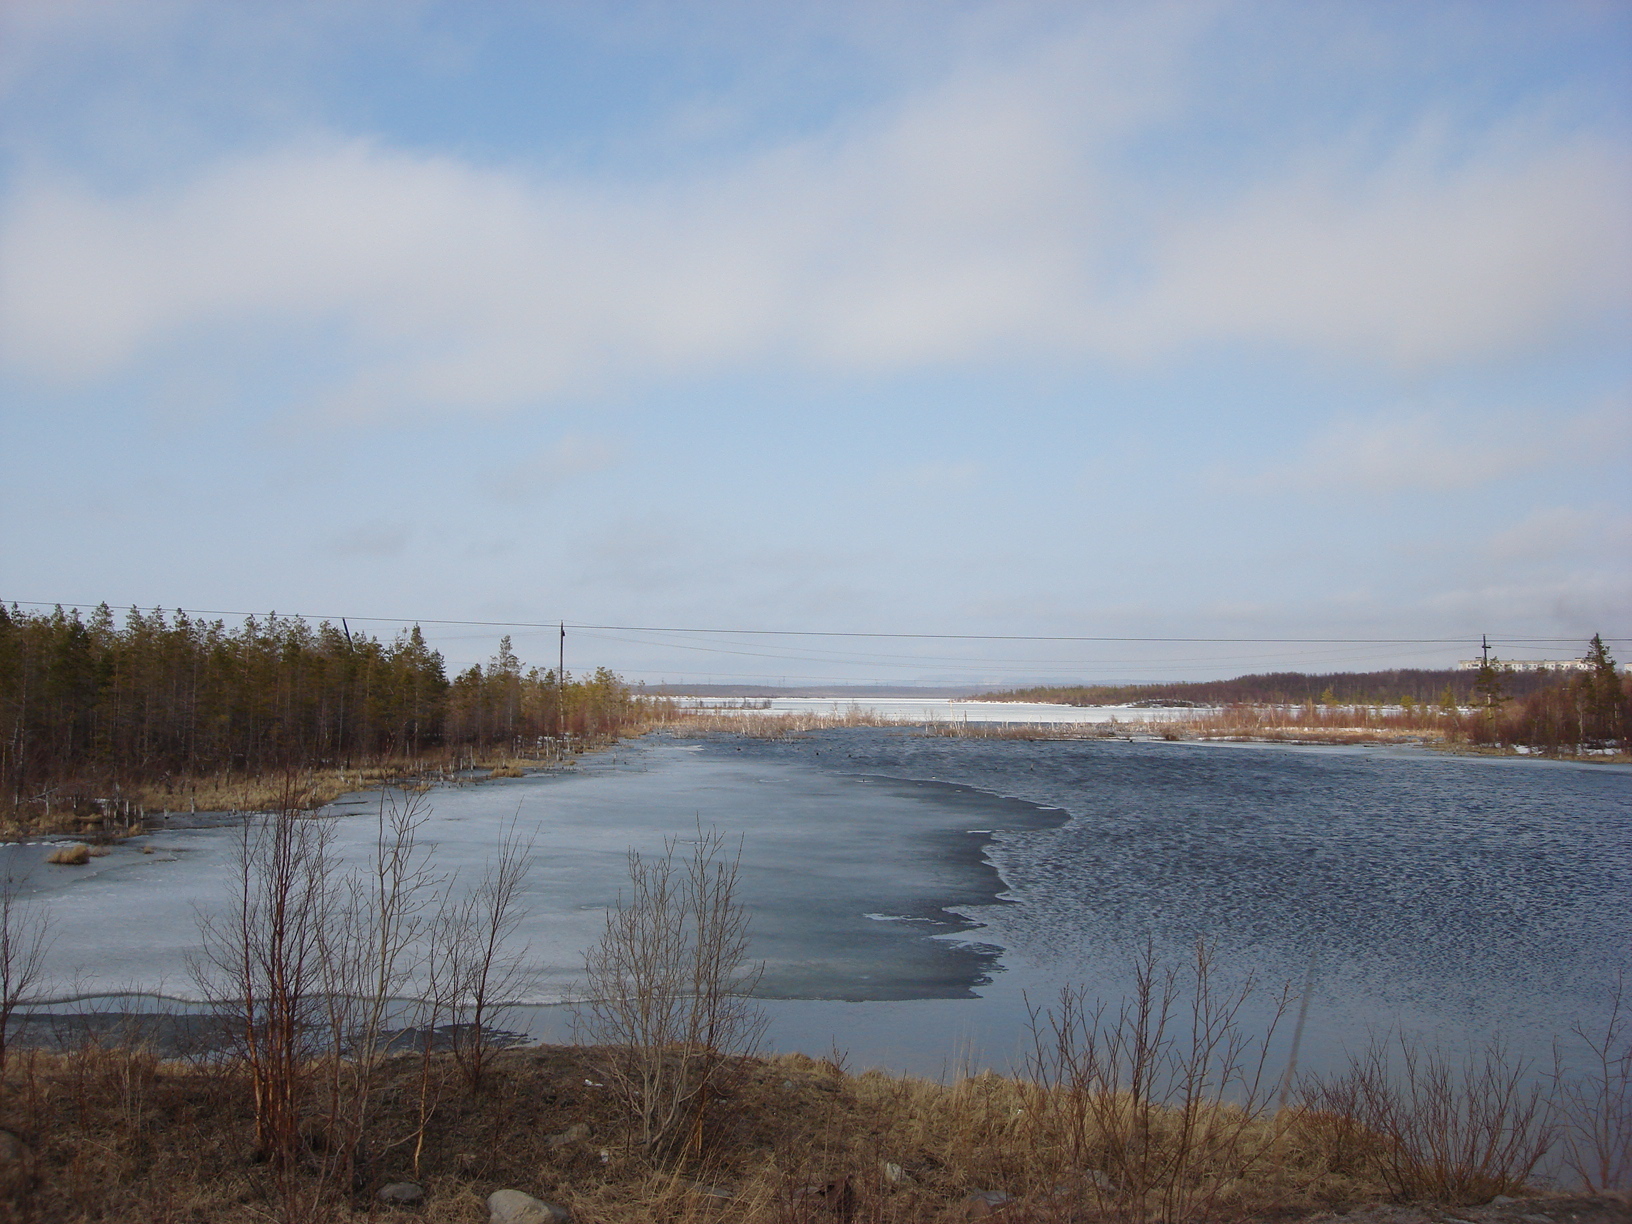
[{"x1": 558, "y1": 621, "x2": 565, "y2": 742}]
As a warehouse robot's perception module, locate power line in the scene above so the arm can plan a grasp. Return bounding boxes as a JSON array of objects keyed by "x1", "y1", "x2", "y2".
[{"x1": 5, "y1": 601, "x2": 1624, "y2": 647}]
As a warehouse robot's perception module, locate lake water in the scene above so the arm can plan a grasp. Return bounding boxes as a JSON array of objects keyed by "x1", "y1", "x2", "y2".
[{"x1": 4, "y1": 729, "x2": 1627, "y2": 1083}]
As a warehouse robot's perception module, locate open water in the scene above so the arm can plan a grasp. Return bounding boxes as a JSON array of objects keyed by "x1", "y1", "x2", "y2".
[{"x1": 3, "y1": 729, "x2": 1626, "y2": 1080}]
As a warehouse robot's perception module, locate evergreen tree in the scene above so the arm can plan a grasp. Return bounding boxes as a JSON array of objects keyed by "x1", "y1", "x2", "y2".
[
  {"x1": 1576, "y1": 633, "x2": 1623, "y2": 745},
  {"x1": 1468, "y1": 653, "x2": 1511, "y2": 744}
]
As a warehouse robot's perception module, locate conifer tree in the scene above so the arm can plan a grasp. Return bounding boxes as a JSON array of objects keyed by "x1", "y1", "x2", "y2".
[{"x1": 1576, "y1": 633, "x2": 1623, "y2": 746}]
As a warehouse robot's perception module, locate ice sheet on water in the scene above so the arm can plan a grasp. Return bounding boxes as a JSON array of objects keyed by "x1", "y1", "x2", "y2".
[{"x1": 1, "y1": 739, "x2": 1060, "y2": 1006}]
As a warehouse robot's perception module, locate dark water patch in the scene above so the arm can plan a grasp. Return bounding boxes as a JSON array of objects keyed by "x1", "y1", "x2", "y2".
[{"x1": 719, "y1": 730, "x2": 1632, "y2": 1046}]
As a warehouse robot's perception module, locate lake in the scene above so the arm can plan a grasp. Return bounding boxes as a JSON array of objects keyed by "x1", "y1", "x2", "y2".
[{"x1": 5, "y1": 728, "x2": 1627, "y2": 1082}]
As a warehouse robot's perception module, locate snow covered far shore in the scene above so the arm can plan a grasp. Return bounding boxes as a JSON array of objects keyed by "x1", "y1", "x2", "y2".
[{"x1": 672, "y1": 697, "x2": 1212, "y2": 724}]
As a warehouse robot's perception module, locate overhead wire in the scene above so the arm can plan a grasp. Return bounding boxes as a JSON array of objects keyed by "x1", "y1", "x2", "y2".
[
  {"x1": 6, "y1": 600, "x2": 1623, "y2": 682},
  {"x1": 5, "y1": 600, "x2": 1620, "y2": 646}
]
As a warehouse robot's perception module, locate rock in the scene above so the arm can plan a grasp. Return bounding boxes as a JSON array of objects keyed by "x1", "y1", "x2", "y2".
[
  {"x1": 962, "y1": 1190, "x2": 1015, "y2": 1219},
  {"x1": 545, "y1": 1121, "x2": 590, "y2": 1149},
  {"x1": 791, "y1": 1175, "x2": 856, "y2": 1216},
  {"x1": 690, "y1": 1183, "x2": 735, "y2": 1200},
  {"x1": 1489, "y1": 1196, "x2": 1519, "y2": 1206},
  {"x1": 488, "y1": 1188, "x2": 571, "y2": 1224},
  {"x1": 882, "y1": 1161, "x2": 912, "y2": 1186},
  {"x1": 377, "y1": 1181, "x2": 423, "y2": 1205}
]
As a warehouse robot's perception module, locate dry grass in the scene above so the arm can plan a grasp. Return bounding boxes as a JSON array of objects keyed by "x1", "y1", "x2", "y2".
[
  {"x1": 645, "y1": 703, "x2": 1464, "y2": 749},
  {"x1": 43, "y1": 844, "x2": 90, "y2": 866},
  {"x1": 1, "y1": 744, "x2": 605, "y2": 842},
  {"x1": 648, "y1": 707, "x2": 913, "y2": 739},
  {"x1": 0, "y1": 1039, "x2": 1428, "y2": 1224},
  {"x1": 133, "y1": 758, "x2": 464, "y2": 816},
  {"x1": 5, "y1": 969, "x2": 1623, "y2": 1224},
  {"x1": 1173, "y1": 704, "x2": 1455, "y2": 745}
]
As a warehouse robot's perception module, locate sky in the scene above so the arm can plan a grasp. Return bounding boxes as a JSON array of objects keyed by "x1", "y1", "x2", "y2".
[{"x1": 1, "y1": 0, "x2": 1628, "y2": 687}]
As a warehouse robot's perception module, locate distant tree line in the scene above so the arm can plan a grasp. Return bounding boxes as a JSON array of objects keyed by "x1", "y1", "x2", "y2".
[
  {"x1": 980, "y1": 639, "x2": 1629, "y2": 753},
  {"x1": 980, "y1": 663, "x2": 1600, "y2": 709},
  {"x1": 0, "y1": 603, "x2": 649, "y2": 809},
  {"x1": 1472, "y1": 634, "x2": 1629, "y2": 752}
]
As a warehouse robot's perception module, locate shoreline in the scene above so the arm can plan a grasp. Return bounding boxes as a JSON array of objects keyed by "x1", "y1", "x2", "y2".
[
  {"x1": 12, "y1": 713, "x2": 1624, "y2": 847},
  {"x1": 0, "y1": 1038, "x2": 1621, "y2": 1222}
]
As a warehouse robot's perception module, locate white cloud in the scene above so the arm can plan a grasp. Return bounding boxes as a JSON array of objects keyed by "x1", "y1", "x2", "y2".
[
  {"x1": 1484, "y1": 506, "x2": 1598, "y2": 562},
  {"x1": 328, "y1": 518, "x2": 409, "y2": 558},
  {"x1": 1423, "y1": 569, "x2": 1632, "y2": 631},
  {"x1": 1219, "y1": 407, "x2": 1612, "y2": 495},
  {"x1": 0, "y1": 8, "x2": 1626, "y2": 417},
  {"x1": 489, "y1": 434, "x2": 619, "y2": 504},
  {"x1": 1121, "y1": 129, "x2": 1632, "y2": 367}
]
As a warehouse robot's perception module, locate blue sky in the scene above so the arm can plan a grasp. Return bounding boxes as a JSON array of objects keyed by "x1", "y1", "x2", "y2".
[{"x1": 1, "y1": 1, "x2": 1628, "y2": 686}]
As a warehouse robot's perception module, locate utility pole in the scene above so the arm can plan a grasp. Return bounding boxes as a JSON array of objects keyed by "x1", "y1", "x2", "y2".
[
  {"x1": 558, "y1": 621, "x2": 565, "y2": 742},
  {"x1": 1481, "y1": 633, "x2": 1491, "y2": 665}
]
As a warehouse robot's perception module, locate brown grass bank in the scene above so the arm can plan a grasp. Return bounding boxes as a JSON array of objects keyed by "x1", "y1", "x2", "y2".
[
  {"x1": 2, "y1": 1039, "x2": 1617, "y2": 1224},
  {"x1": 0, "y1": 737, "x2": 627, "y2": 842}
]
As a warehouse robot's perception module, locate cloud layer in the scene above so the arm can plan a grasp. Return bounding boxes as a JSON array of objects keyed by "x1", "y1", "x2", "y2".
[{"x1": 2, "y1": 9, "x2": 1626, "y2": 419}]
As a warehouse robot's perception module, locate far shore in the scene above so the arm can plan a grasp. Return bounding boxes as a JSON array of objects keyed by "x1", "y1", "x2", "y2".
[{"x1": 9, "y1": 708, "x2": 1627, "y2": 845}]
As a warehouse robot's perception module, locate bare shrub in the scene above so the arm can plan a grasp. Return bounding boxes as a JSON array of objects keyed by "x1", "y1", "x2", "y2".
[
  {"x1": 1020, "y1": 940, "x2": 1293, "y2": 1222},
  {"x1": 0, "y1": 875, "x2": 49, "y2": 1091},
  {"x1": 1554, "y1": 971, "x2": 1632, "y2": 1191},
  {"x1": 193, "y1": 784, "x2": 453, "y2": 1219},
  {"x1": 1300, "y1": 1033, "x2": 1556, "y2": 1203},
  {"x1": 576, "y1": 826, "x2": 766, "y2": 1164},
  {"x1": 433, "y1": 816, "x2": 535, "y2": 1093},
  {"x1": 193, "y1": 782, "x2": 334, "y2": 1177},
  {"x1": 310, "y1": 789, "x2": 442, "y2": 1188}
]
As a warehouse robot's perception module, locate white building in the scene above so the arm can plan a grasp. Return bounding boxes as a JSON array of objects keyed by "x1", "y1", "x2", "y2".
[{"x1": 1456, "y1": 658, "x2": 1602, "y2": 673}]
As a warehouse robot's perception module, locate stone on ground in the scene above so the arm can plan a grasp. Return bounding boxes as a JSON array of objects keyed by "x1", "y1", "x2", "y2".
[{"x1": 488, "y1": 1188, "x2": 571, "y2": 1224}]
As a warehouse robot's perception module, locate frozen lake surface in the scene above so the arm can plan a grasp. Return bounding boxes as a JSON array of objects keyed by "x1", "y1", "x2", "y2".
[{"x1": 4, "y1": 730, "x2": 1627, "y2": 1079}]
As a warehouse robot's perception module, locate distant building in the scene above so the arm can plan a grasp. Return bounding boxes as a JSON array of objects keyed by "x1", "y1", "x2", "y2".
[{"x1": 1455, "y1": 657, "x2": 1605, "y2": 673}]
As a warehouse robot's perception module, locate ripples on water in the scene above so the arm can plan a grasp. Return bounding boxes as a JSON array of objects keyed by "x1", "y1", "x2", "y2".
[
  {"x1": 7, "y1": 729, "x2": 1626, "y2": 1078},
  {"x1": 728, "y1": 732, "x2": 1632, "y2": 1054}
]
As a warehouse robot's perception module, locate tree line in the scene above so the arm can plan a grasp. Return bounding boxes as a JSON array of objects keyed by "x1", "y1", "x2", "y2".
[
  {"x1": 980, "y1": 660, "x2": 1606, "y2": 710},
  {"x1": 1470, "y1": 635, "x2": 1630, "y2": 752},
  {"x1": 979, "y1": 638, "x2": 1629, "y2": 753},
  {"x1": 0, "y1": 603, "x2": 651, "y2": 811}
]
